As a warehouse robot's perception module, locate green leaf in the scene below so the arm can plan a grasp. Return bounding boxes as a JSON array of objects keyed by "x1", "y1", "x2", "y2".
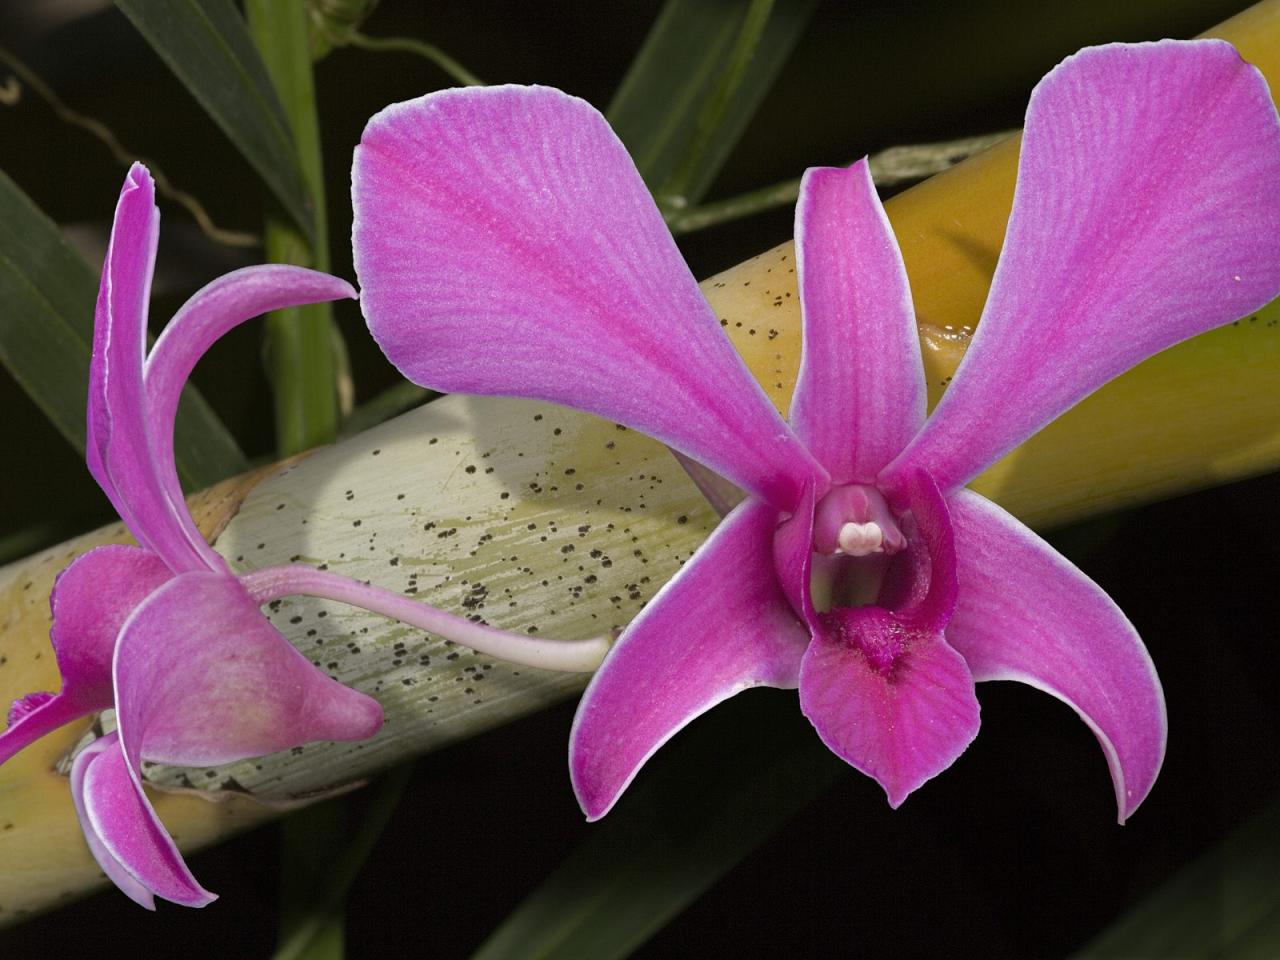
[
  {"x1": 1074, "y1": 792, "x2": 1280, "y2": 958},
  {"x1": 115, "y1": 0, "x2": 315, "y2": 242},
  {"x1": 0, "y1": 168, "x2": 246, "y2": 489},
  {"x1": 472, "y1": 696, "x2": 840, "y2": 960},
  {"x1": 607, "y1": 0, "x2": 816, "y2": 208}
]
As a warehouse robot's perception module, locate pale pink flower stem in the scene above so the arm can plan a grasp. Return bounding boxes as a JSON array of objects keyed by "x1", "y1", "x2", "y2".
[{"x1": 239, "y1": 565, "x2": 612, "y2": 674}]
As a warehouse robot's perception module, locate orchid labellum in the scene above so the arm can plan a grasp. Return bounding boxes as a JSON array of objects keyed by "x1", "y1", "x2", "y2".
[
  {"x1": 353, "y1": 40, "x2": 1280, "y2": 821},
  {"x1": 0, "y1": 165, "x2": 610, "y2": 908}
]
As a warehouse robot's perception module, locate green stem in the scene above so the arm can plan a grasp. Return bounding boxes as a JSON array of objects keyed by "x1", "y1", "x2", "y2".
[
  {"x1": 665, "y1": 172, "x2": 801, "y2": 234},
  {"x1": 664, "y1": 129, "x2": 1015, "y2": 234},
  {"x1": 247, "y1": 0, "x2": 340, "y2": 457},
  {"x1": 658, "y1": 0, "x2": 775, "y2": 207},
  {"x1": 339, "y1": 30, "x2": 485, "y2": 86}
]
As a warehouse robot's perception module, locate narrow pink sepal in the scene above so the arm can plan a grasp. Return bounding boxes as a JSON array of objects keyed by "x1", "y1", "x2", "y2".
[
  {"x1": 569, "y1": 498, "x2": 809, "y2": 820},
  {"x1": 799, "y1": 611, "x2": 979, "y2": 808},
  {"x1": 883, "y1": 40, "x2": 1280, "y2": 494},
  {"x1": 114, "y1": 572, "x2": 383, "y2": 768},
  {"x1": 353, "y1": 84, "x2": 822, "y2": 512},
  {"x1": 74, "y1": 732, "x2": 215, "y2": 908},
  {"x1": 87, "y1": 164, "x2": 205, "y2": 572},
  {"x1": 144, "y1": 265, "x2": 357, "y2": 570},
  {"x1": 791, "y1": 161, "x2": 926, "y2": 483},
  {"x1": 0, "y1": 545, "x2": 170, "y2": 766},
  {"x1": 945, "y1": 490, "x2": 1165, "y2": 822}
]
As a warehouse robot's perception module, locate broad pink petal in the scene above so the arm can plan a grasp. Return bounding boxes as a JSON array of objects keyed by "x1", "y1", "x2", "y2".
[
  {"x1": 0, "y1": 545, "x2": 170, "y2": 766},
  {"x1": 570, "y1": 497, "x2": 809, "y2": 820},
  {"x1": 88, "y1": 164, "x2": 204, "y2": 572},
  {"x1": 144, "y1": 266, "x2": 357, "y2": 570},
  {"x1": 946, "y1": 490, "x2": 1165, "y2": 822},
  {"x1": 73, "y1": 732, "x2": 214, "y2": 908},
  {"x1": 353, "y1": 85, "x2": 822, "y2": 511},
  {"x1": 883, "y1": 40, "x2": 1280, "y2": 495},
  {"x1": 799, "y1": 609, "x2": 980, "y2": 808},
  {"x1": 114, "y1": 572, "x2": 383, "y2": 768},
  {"x1": 790, "y1": 161, "x2": 925, "y2": 482}
]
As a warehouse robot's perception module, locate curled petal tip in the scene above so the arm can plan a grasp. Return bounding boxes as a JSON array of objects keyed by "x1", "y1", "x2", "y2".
[
  {"x1": 124, "y1": 161, "x2": 153, "y2": 190},
  {"x1": 310, "y1": 687, "x2": 385, "y2": 744}
]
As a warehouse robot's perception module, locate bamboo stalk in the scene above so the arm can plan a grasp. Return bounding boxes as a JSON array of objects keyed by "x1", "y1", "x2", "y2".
[{"x1": 2, "y1": 0, "x2": 1278, "y2": 922}]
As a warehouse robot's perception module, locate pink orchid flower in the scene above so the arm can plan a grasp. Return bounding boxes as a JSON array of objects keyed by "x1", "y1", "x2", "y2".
[
  {"x1": 352, "y1": 40, "x2": 1280, "y2": 822},
  {"x1": 0, "y1": 164, "x2": 610, "y2": 909}
]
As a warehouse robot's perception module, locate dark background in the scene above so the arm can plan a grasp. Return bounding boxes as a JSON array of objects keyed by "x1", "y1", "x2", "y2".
[{"x1": 0, "y1": 1, "x2": 1275, "y2": 957}]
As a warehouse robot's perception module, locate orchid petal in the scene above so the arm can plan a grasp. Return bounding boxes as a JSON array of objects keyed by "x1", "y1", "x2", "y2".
[
  {"x1": 70, "y1": 735, "x2": 158, "y2": 910},
  {"x1": 799, "y1": 611, "x2": 979, "y2": 808},
  {"x1": 144, "y1": 266, "x2": 357, "y2": 570},
  {"x1": 74, "y1": 732, "x2": 214, "y2": 908},
  {"x1": 113, "y1": 572, "x2": 383, "y2": 768},
  {"x1": 88, "y1": 164, "x2": 205, "y2": 572},
  {"x1": 0, "y1": 545, "x2": 170, "y2": 766},
  {"x1": 945, "y1": 489, "x2": 1165, "y2": 822},
  {"x1": 791, "y1": 161, "x2": 926, "y2": 482},
  {"x1": 353, "y1": 85, "x2": 822, "y2": 511},
  {"x1": 883, "y1": 40, "x2": 1280, "y2": 495},
  {"x1": 570, "y1": 497, "x2": 809, "y2": 820}
]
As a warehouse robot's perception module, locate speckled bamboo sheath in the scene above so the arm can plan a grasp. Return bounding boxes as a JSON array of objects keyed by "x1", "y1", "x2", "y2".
[{"x1": 3, "y1": 0, "x2": 1280, "y2": 923}]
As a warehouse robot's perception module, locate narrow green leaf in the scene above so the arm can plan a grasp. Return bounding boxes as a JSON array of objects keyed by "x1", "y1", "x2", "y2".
[
  {"x1": 1074, "y1": 792, "x2": 1280, "y2": 958},
  {"x1": 0, "y1": 169, "x2": 246, "y2": 490},
  {"x1": 115, "y1": 0, "x2": 315, "y2": 242},
  {"x1": 472, "y1": 697, "x2": 840, "y2": 960},
  {"x1": 607, "y1": 0, "x2": 816, "y2": 207}
]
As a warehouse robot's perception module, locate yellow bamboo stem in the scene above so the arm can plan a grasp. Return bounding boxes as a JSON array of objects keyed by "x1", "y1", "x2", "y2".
[{"x1": 1, "y1": 0, "x2": 1278, "y2": 923}]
